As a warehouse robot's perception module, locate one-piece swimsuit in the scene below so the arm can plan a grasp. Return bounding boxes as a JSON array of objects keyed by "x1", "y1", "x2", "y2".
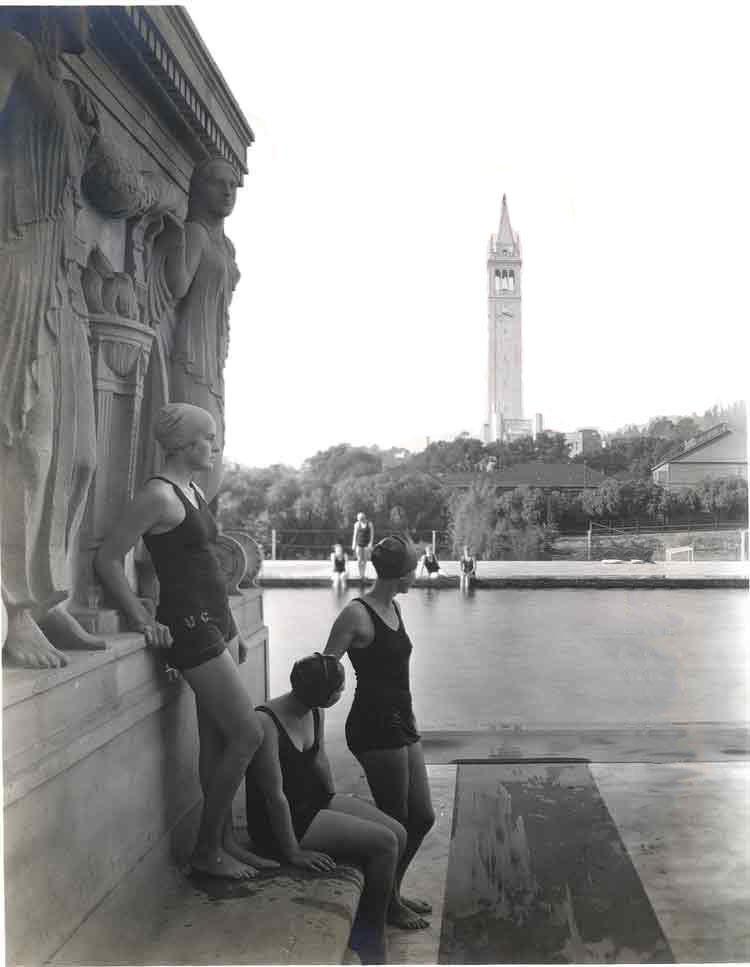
[
  {"x1": 245, "y1": 705, "x2": 333, "y2": 858},
  {"x1": 345, "y1": 597, "x2": 420, "y2": 755},
  {"x1": 142, "y1": 477, "x2": 236, "y2": 669}
]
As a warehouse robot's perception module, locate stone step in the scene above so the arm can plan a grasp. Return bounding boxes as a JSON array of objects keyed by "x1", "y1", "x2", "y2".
[{"x1": 50, "y1": 810, "x2": 364, "y2": 966}]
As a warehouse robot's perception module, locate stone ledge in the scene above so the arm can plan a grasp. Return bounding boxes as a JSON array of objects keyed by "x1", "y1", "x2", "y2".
[{"x1": 50, "y1": 802, "x2": 364, "y2": 966}]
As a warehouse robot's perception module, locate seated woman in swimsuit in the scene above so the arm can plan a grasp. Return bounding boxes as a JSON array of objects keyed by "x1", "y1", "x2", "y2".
[
  {"x1": 459, "y1": 545, "x2": 476, "y2": 592},
  {"x1": 324, "y1": 536, "x2": 434, "y2": 930},
  {"x1": 245, "y1": 652, "x2": 409, "y2": 964},
  {"x1": 95, "y1": 403, "x2": 276, "y2": 881},
  {"x1": 330, "y1": 543, "x2": 349, "y2": 590},
  {"x1": 418, "y1": 545, "x2": 440, "y2": 580}
]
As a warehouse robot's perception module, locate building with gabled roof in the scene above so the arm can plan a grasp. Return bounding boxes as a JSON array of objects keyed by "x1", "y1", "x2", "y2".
[
  {"x1": 650, "y1": 423, "x2": 747, "y2": 490},
  {"x1": 431, "y1": 463, "x2": 608, "y2": 495}
]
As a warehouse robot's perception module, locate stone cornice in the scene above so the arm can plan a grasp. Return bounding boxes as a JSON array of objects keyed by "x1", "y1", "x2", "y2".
[{"x1": 93, "y1": 6, "x2": 254, "y2": 177}]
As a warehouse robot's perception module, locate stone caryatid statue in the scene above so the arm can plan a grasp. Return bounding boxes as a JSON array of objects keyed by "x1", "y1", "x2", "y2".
[
  {"x1": 0, "y1": 7, "x2": 111, "y2": 668},
  {"x1": 149, "y1": 158, "x2": 241, "y2": 503}
]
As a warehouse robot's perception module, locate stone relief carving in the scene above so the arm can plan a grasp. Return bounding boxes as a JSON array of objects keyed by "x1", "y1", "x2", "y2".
[
  {"x1": 0, "y1": 7, "x2": 114, "y2": 668},
  {"x1": 147, "y1": 157, "x2": 241, "y2": 503}
]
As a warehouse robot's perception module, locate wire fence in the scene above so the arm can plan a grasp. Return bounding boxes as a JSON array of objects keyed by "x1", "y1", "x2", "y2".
[{"x1": 260, "y1": 518, "x2": 748, "y2": 559}]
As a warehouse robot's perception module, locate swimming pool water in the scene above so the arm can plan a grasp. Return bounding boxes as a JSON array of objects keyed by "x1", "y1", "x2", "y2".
[{"x1": 263, "y1": 587, "x2": 749, "y2": 733}]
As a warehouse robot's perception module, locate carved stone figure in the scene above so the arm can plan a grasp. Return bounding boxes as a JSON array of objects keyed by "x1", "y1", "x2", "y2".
[
  {"x1": 0, "y1": 8, "x2": 108, "y2": 667},
  {"x1": 150, "y1": 157, "x2": 241, "y2": 502}
]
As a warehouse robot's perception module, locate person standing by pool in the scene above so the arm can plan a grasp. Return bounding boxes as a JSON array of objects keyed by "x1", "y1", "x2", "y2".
[
  {"x1": 418, "y1": 545, "x2": 440, "y2": 581},
  {"x1": 324, "y1": 536, "x2": 434, "y2": 930},
  {"x1": 246, "y1": 652, "x2": 408, "y2": 964},
  {"x1": 352, "y1": 512, "x2": 374, "y2": 586},
  {"x1": 459, "y1": 545, "x2": 476, "y2": 592},
  {"x1": 330, "y1": 543, "x2": 349, "y2": 591},
  {"x1": 95, "y1": 403, "x2": 275, "y2": 881}
]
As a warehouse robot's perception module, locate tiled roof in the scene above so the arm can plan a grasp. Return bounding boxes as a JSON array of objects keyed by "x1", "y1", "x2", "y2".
[
  {"x1": 650, "y1": 423, "x2": 740, "y2": 471},
  {"x1": 433, "y1": 463, "x2": 608, "y2": 489}
]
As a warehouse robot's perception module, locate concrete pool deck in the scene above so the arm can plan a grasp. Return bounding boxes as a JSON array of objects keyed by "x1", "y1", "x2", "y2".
[{"x1": 257, "y1": 559, "x2": 749, "y2": 589}]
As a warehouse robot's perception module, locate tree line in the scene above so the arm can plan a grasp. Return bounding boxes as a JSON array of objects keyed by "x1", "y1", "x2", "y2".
[{"x1": 217, "y1": 402, "x2": 747, "y2": 558}]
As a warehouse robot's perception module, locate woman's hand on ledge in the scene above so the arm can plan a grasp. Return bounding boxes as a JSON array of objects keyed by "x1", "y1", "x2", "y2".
[{"x1": 135, "y1": 619, "x2": 173, "y2": 649}]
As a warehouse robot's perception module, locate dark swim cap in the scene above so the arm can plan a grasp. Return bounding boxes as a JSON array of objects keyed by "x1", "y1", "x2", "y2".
[
  {"x1": 290, "y1": 653, "x2": 345, "y2": 707},
  {"x1": 370, "y1": 535, "x2": 418, "y2": 579}
]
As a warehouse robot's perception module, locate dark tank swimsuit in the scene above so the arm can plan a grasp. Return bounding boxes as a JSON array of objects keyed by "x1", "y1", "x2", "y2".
[
  {"x1": 355, "y1": 523, "x2": 371, "y2": 547},
  {"x1": 142, "y1": 477, "x2": 236, "y2": 670},
  {"x1": 333, "y1": 555, "x2": 347, "y2": 573},
  {"x1": 245, "y1": 705, "x2": 333, "y2": 858},
  {"x1": 345, "y1": 597, "x2": 420, "y2": 754},
  {"x1": 424, "y1": 555, "x2": 440, "y2": 574}
]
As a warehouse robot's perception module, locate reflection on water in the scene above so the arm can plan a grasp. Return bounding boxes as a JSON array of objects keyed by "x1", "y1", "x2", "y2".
[{"x1": 263, "y1": 588, "x2": 749, "y2": 732}]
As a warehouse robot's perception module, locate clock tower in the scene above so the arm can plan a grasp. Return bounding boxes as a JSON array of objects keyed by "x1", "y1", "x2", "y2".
[{"x1": 485, "y1": 195, "x2": 523, "y2": 442}]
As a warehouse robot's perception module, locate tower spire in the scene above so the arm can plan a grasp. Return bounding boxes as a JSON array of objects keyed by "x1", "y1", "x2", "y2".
[{"x1": 497, "y1": 194, "x2": 516, "y2": 251}]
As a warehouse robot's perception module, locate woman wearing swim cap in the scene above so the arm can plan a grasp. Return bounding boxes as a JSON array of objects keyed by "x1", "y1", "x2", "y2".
[
  {"x1": 246, "y1": 652, "x2": 407, "y2": 962},
  {"x1": 324, "y1": 535, "x2": 434, "y2": 931},
  {"x1": 96, "y1": 403, "x2": 276, "y2": 881},
  {"x1": 352, "y1": 512, "x2": 374, "y2": 586}
]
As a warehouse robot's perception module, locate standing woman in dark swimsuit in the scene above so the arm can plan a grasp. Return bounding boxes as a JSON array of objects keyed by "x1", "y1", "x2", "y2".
[
  {"x1": 324, "y1": 536, "x2": 434, "y2": 930},
  {"x1": 352, "y1": 512, "x2": 374, "y2": 586},
  {"x1": 96, "y1": 403, "x2": 276, "y2": 880}
]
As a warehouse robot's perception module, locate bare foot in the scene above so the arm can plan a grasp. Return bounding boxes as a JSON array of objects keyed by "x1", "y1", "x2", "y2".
[
  {"x1": 191, "y1": 847, "x2": 257, "y2": 880},
  {"x1": 401, "y1": 895, "x2": 432, "y2": 915},
  {"x1": 39, "y1": 604, "x2": 106, "y2": 651},
  {"x1": 222, "y1": 829, "x2": 279, "y2": 869},
  {"x1": 387, "y1": 898, "x2": 429, "y2": 930},
  {"x1": 3, "y1": 609, "x2": 68, "y2": 669}
]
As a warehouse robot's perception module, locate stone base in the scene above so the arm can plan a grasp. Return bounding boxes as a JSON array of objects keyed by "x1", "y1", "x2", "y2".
[{"x1": 3, "y1": 589, "x2": 268, "y2": 966}]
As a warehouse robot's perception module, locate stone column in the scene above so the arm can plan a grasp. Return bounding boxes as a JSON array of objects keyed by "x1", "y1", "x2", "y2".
[{"x1": 71, "y1": 307, "x2": 154, "y2": 632}]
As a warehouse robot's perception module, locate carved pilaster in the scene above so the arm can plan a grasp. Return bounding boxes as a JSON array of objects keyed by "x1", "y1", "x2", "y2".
[{"x1": 72, "y1": 313, "x2": 155, "y2": 629}]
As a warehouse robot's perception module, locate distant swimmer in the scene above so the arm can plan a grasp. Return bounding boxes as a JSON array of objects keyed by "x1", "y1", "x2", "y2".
[
  {"x1": 418, "y1": 546, "x2": 440, "y2": 581},
  {"x1": 330, "y1": 543, "x2": 349, "y2": 591},
  {"x1": 459, "y1": 545, "x2": 476, "y2": 592},
  {"x1": 352, "y1": 512, "x2": 374, "y2": 585}
]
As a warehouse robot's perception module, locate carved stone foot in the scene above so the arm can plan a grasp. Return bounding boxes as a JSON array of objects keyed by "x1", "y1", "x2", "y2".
[
  {"x1": 3, "y1": 609, "x2": 69, "y2": 669},
  {"x1": 39, "y1": 603, "x2": 107, "y2": 651}
]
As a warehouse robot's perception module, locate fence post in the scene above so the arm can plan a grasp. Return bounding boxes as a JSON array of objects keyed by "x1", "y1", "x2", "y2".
[
  {"x1": 432, "y1": 530, "x2": 436, "y2": 554},
  {"x1": 587, "y1": 521, "x2": 592, "y2": 561},
  {"x1": 271, "y1": 529, "x2": 277, "y2": 561}
]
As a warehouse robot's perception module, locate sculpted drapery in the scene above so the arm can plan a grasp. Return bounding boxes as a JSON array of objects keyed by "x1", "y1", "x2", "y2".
[{"x1": 0, "y1": 9, "x2": 107, "y2": 667}]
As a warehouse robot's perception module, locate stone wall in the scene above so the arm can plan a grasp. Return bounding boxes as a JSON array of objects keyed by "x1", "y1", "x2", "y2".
[{"x1": 2, "y1": 9, "x2": 264, "y2": 963}]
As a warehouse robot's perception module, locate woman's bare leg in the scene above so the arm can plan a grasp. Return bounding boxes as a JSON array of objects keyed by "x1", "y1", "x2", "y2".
[
  {"x1": 195, "y1": 698, "x2": 278, "y2": 870},
  {"x1": 302, "y1": 809, "x2": 400, "y2": 963},
  {"x1": 183, "y1": 650, "x2": 263, "y2": 879},
  {"x1": 357, "y1": 746, "x2": 433, "y2": 928}
]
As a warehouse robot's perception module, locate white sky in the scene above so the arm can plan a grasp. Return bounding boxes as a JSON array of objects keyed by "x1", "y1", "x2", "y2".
[{"x1": 187, "y1": 0, "x2": 750, "y2": 469}]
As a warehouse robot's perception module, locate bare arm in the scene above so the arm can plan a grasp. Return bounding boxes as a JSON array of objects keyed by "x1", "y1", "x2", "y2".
[
  {"x1": 310, "y1": 708, "x2": 335, "y2": 795},
  {"x1": 163, "y1": 218, "x2": 205, "y2": 300},
  {"x1": 351, "y1": 523, "x2": 358, "y2": 553},
  {"x1": 323, "y1": 602, "x2": 373, "y2": 660},
  {"x1": 248, "y1": 713, "x2": 335, "y2": 871},
  {"x1": 368, "y1": 524, "x2": 374, "y2": 550},
  {"x1": 94, "y1": 484, "x2": 173, "y2": 646}
]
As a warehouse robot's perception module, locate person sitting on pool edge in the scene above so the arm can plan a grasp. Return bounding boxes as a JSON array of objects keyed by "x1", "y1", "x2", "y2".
[
  {"x1": 459, "y1": 545, "x2": 476, "y2": 592},
  {"x1": 352, "y1": 511, "x2": 374, "y2": 585},
  {"x1": 331, "y1": 543, "x2": 349, "y2": 590},
  {"x1": 324, "y1": 536, "x2": 434, "y2": 930},
  {"x1": 245, "y1": 652, "x2": 414, "y2": 964},
  {"x1": 418, "y1": 544, "x2": 440, "y2": 581}
]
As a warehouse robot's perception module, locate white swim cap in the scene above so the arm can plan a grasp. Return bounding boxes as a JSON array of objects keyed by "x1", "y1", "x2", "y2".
[{"x1": 154, "y1": 403, "x2": 214, "y2": 453}]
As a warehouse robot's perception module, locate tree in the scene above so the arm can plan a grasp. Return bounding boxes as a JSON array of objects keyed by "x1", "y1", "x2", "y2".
[
  {"x1": 448, "y1": 482, "x2": 497, "y2": 558},
  {"x1": 302, "y1": 444, "x2": 382, "y2": 486}
]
